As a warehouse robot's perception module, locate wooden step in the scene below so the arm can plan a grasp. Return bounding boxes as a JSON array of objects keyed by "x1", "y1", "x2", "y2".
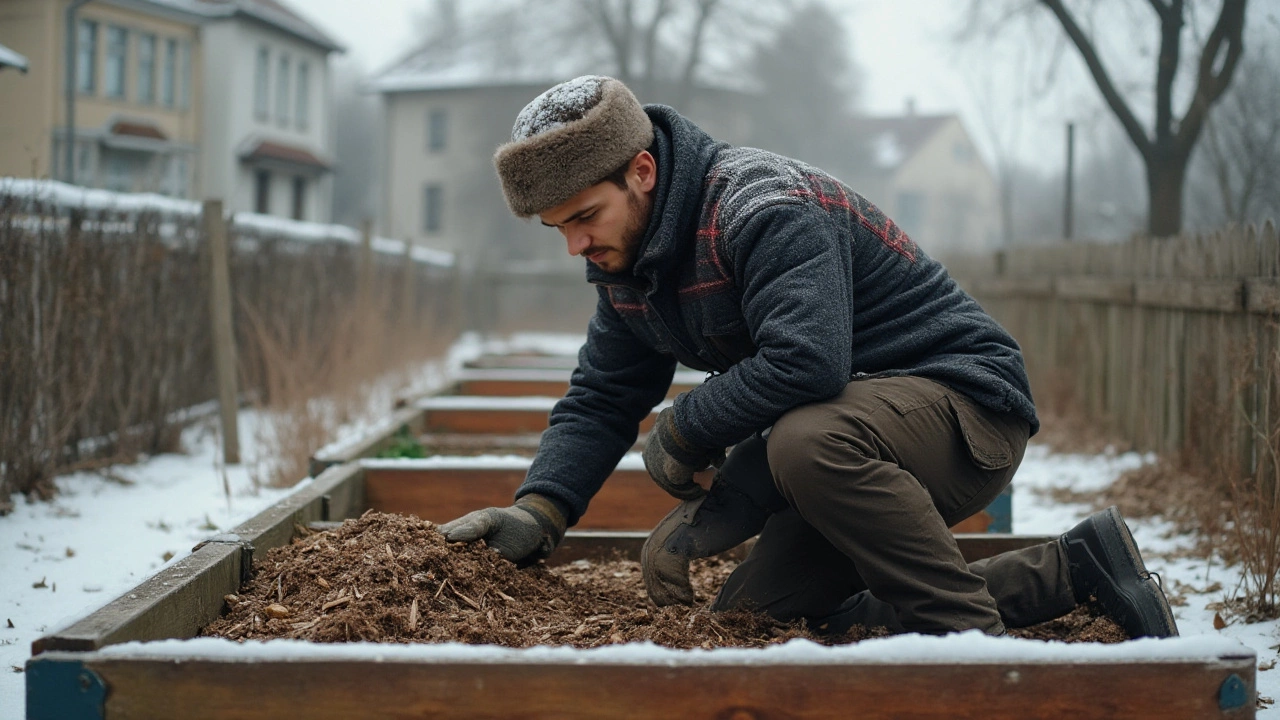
[
  {"x1": 449, "y1": 368, "x2": 705, "y2": 398},
  {"x1": 359, "y1": 457, "x2": 1007, "y2": 534},
  {"x1": 417, "y1": 396, "x2": 666, "y2": 435}
]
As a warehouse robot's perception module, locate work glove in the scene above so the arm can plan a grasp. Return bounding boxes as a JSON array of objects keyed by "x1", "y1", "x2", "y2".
[
  {"x1": 438, "y1": 494, "x2": 567, "y2": 567},
  {"x1": 642, "y1": 433, "x2": 786, "y2": 606},
  {"x1": 643, "y1": 406, "x2": 724, "y2": 501}
]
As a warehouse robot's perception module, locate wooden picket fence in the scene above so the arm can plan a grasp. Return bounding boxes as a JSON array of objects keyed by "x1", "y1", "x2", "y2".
[{"x1": 944, "y1": 221, "x2": 1280, "y2": 485}]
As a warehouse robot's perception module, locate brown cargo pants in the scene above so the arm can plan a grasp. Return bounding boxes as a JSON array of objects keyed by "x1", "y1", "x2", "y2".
[{"x1": 710, "y1": 376, "x2": 1077, "y2": 635}]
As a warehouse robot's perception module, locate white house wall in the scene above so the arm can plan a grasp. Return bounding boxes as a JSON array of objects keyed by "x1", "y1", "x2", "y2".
[
  {"x1": 891, "y1": 119, "x2": 1000, "y2": 255},
  {"x1": 200, "y1": 17, "x2": 332, "y2": 221}
]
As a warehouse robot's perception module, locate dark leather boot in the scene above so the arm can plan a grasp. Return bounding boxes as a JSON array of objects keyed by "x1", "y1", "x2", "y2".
[{"x1": 1060, "y1": 506, "x2": 1179, "y2": 638}]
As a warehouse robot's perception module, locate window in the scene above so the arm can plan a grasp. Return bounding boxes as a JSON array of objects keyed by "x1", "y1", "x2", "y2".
[
  {"x1": 179, "y1": 41, "x2": 191, "y2": 109},
  {"x1": 105, "y1": 26, "x2": 126, "y2": 98},
  {"x1": 427, "y1": 109, "x2": 447, "y2": 152},
  {"x1": 137, "y1": 34, "x2": 156, "y2": 104},
  {"x1": 276, "y1": 55, "x2": 290, "y2": 125},
  {"x1": 423, "y1": 184, "x2": 442, "y2": 233},
  {"x1": 105, "y1": 152, "x2": 132, "y2": 192},
  {"x1": 254, "y1": 46, "x2": 269, "y2": 120},
  {"x1": 254, "y1": 170, "x2": 271, "y2": 213},
  {"x1": 77, "y1": 20, "x2": 97, "y2": 94},
  {"x1": 161, "y1": 38, "x2": 176, "y2": 107},
  {"x1": 896, "y1": 191, "x2": 926, "y2": 233},
  {"x1": 291, "y1": 176, "x2": 306, "y2": 220},
  {"x1": 296, "y1": 62, "x2": 310, "y2": 130},
  {"x1": 165, "y1": 155, "x2": 189, "y2": 197}
]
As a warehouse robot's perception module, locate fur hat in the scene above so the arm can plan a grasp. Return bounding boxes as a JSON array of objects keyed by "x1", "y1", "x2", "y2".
[{"x1": 494, "y1": 76, "x2": 654, "y2": 218}]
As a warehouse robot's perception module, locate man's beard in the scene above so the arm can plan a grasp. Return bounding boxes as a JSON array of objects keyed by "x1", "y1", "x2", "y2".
[{"x1": 615, "y1": 186, "x2": 652, "y2": 273}]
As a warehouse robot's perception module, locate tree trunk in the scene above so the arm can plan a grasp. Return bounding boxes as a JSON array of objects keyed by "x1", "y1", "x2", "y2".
[{"x1": 1147, "y1": 155, "x2": 1186, "y2": 237}]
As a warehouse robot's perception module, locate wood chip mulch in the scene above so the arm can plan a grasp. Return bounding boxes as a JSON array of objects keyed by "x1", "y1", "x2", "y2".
[{"x1": 200, "y1": 512, "x2": 1125, "y2": 648}]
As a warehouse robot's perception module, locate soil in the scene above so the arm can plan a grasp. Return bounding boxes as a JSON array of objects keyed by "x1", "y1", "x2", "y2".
[{"x1": 201, "y1": 512, "x2": 1126, "y2": 647}]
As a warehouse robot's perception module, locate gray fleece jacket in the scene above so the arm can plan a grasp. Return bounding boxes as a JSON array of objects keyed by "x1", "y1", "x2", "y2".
[{"x1": 516, "y1": 105, "x2": 1037, "y2": 525}]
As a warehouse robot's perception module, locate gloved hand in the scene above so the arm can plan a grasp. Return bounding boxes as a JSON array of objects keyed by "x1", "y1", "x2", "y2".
[
  {"x1": 642, "y1": 433, "x2": 785, "y2": 606},
  {"x1": 643, "y1": 406, "x2": 724, "y2": 501},
  {"x1": 438, "y1": 494, "x2": 567, "y2": 567}
]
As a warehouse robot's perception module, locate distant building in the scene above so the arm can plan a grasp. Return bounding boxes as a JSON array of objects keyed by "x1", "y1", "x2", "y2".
[
  {"x1": 831, "y1": 114, "x2": 1000, "y2": 255},
  {"x1": 371, "y1": 46, "x2": 997, "y2": 265},
  {"x1": 0, "y1": 0, "x2": 341, "y2": 222},
  {"x1": 370, "y1": 46, "x2": 756, "y2": 270},
  {"x1": 195, "y1": 0, "x2": 343, "y2": 222},
  {"x1": 0, "y1": 0, "x2": 204, "y2": 196}
]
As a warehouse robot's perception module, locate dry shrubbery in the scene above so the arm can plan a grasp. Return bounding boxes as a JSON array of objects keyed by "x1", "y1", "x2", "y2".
[
  {"x1": 240, "y1": 280, "x2": 453, "y2": 488},
  {"x1": 0, "y1": 202, "x2": 210, "y2": 511},
  {"x1": 0, "y1": 195, "x2": 458, "y2": 507},
  {"x1": 1039, "y1": 326, "x2": 1280, "y2": 620}
]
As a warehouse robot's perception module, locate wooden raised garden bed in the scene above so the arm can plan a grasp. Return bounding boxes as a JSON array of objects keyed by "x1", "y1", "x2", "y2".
[{"x1": 25, "y1": 351, "x2": 1257, "y2": 718}]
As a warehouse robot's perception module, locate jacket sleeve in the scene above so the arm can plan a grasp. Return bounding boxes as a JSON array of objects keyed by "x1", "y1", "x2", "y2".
[
  {"x1": 675, "y1": 202, "x2": 854, "y2": 450},
  {"x1": 516, "y1": 289, "x2": 676, "y2": 525}
]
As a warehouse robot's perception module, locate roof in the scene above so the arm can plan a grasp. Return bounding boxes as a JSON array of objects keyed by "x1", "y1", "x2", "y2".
[
  {"x1": 240, "y1": 139, "x2": 331, "y2": 171},
  {"x1": 0, "y1": 42, "x2": 29, "y2": 73},
  {"x1": 185, "y1": 0, "x2": 344, "y2": 52},
  {"x1": 111, "y1": 120, "x2": 168, "y2": 141},
  {"x1": 844, "y1": 114, "x2": 952, "y2": 172},
  {"x1": 370, "y1": 36, "x2": 583, "y2": 94}
]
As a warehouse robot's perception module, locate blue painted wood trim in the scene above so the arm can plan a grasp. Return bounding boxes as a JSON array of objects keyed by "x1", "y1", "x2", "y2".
[
  {"x1": 25, "y1": 655, "x2": 105, "y2": 720},
  {"x1": 984, "y1": 485, "x2": 1013, "y2": 533}
]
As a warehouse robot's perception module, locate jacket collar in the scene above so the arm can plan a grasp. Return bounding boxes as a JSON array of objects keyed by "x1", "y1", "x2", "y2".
[{"x1": 586, "y1": 105, "x2": 723, "y2": 292}]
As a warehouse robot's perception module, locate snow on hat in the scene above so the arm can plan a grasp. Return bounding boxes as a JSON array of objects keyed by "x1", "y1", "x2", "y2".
[{"x1": 494, "y1": 75, "x2": 654, "y2": 218}]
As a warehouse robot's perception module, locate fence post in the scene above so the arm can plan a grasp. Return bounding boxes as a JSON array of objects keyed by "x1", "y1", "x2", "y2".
[
  {"x1": 400, "y1": 238, "x2": 415, "y2": 331},
  {"x1": 203, "y1": 199, "x2": 240, "y2": 465},
  {"x1": 357, "y1": 218, "x2": 374, "y2": 316}
]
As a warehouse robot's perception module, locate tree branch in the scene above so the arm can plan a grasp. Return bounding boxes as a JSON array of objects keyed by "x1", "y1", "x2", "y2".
[
  {"x1": 1153, "y1": 0, "x2": 1184, "y2": 148},
  {"x1": 1175, "y1": 0, "x2": 1246, "y2": 156},
  {"x1": 1039, "y1": 0, "x2": 1153, "y2": 160}
]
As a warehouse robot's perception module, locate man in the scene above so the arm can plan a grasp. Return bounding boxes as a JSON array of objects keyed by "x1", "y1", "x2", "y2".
[{"x1": 440, "y1": 75, "x2": 1177, "y2": 639}]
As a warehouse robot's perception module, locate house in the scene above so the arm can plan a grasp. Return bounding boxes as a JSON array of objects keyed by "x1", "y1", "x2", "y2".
[
  {"x1": 0, "y1": 0, "x2": 341, "y2": 222},
  {"x1": 194, "y1": 0, "x2": 343, "y2": 222},
  {"x1": 0, "y1": 0, "x2": 204, "y2": 196},
  {"x1": 370, "y1": 44, "x2": 756, "y2": 271},
  {"x1": 831, "y1": 112, "x2": 1001, "y2": 255}
]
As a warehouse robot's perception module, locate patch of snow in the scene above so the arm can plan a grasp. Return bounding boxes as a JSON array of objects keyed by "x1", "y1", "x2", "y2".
[
  {"x1": 511, "y1": 76, "x2": 607, "y2": 141},
  {"x1": 0, "y1": 42, "x2": 28, "y2": 72},
  {"x1": 98, "y1": 632, "x2": 1251, "y2": 665},
  {"x1": 0, "y1": 411, "x2": 296, "y2": 716},
  {"x1": 0, "y1": 179, "x2": 454, "y2": 268}
]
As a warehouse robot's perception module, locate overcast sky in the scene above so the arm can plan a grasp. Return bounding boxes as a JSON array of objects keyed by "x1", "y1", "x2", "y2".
[{"x1": 294, "y1": 0, "x2": 1128, "y2": 174}]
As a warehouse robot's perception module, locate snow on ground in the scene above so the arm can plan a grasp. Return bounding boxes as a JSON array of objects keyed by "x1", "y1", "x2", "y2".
[{"x1": 4, "y1": 334, "x2": 1279, "y2": 716}]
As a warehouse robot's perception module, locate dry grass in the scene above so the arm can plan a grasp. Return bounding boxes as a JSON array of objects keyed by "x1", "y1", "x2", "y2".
[
  {"x1": 1214, "y1": 327, "x2": 1280, "y2": 618},
  {"x1": 238, "y1": 285, "x2": 454, "y2": 488}
]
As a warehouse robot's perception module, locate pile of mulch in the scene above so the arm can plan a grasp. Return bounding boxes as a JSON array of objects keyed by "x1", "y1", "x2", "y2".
[{"x1": 201, "y1": 512, "x2": 1125, "y2": 648}]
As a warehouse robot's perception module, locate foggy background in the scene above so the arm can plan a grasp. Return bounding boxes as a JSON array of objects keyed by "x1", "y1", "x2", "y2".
[{"x1": 319, "y1": 0, "x2": 1279, "y2": 253}]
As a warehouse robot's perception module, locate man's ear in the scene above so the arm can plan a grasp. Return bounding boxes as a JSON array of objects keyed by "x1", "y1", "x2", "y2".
[{"x1": 631, "y1": 151, "x2": 657, "y2": 193}]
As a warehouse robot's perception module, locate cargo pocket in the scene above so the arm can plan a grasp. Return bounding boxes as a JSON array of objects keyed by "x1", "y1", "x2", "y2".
[
  {"x1": 946, "y1": 394, "x2": 1013, "y2": 471},
  {"x1": 872, "y1": 377, "x2": 948, "y2": 415}
]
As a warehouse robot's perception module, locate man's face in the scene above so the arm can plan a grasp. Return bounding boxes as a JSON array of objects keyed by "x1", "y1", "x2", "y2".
[{"x1": 539, "y1": 153, "x2": 656, "y2": 275}]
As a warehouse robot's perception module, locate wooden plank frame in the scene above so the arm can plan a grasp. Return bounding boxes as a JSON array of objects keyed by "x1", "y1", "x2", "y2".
[{"x1": 26, "y1": 648, "x2": 1258, "y2": 719}]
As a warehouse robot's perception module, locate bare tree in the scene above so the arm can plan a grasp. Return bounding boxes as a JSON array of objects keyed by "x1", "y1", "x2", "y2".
[
  {"x1": 1189, "y1": 27, "x2": 1280, "y2": 226},
  {"x1": 961, "y1": 0, "x2": 1248, "y2": 237},
  {"x1": 748, "y1": 2, "x2": 861, "y2": 166}
]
